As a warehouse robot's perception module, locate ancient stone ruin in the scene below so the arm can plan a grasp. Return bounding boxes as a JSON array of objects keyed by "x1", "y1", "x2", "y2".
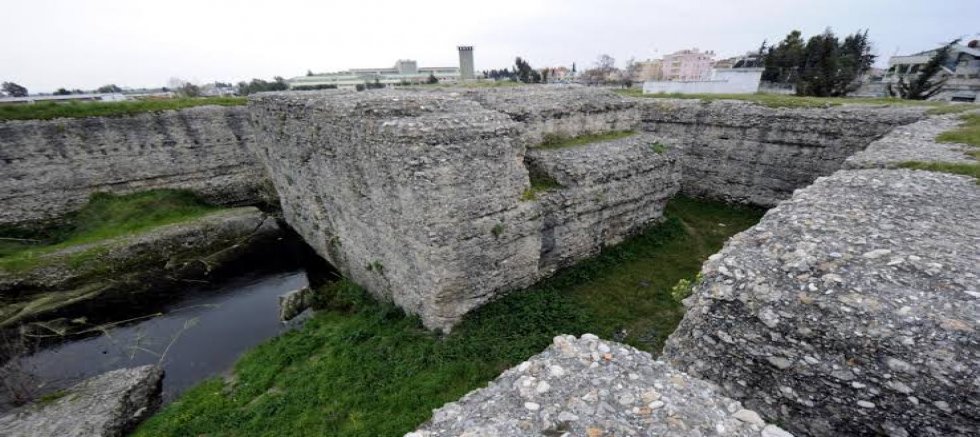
[{"x1": 247, "y1": 87, "x2": 924, "y2": 331}]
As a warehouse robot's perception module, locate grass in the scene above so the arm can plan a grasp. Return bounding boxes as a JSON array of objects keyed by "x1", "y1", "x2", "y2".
[
  {"x1": 537, "y1": 130, "x2": 636, "y2": 150},
  {"x1": 134, "y1": 196, "x2": 764, "y2": 437},
  {"x1": 897, "y1": 161, "x2": 980, "y2": 182},
  {"x1": 521, "y1": 171, "x2": 562, "y2": 200},
  {"x1": 0, "y1": 190, "x2": 218, "y2": 272},
  {"x1": 616, "y1": 88, "x2": 980, "y2": 111},
  {"x1": 0, "y1": 97, "x2": 246, "y2": 121},
  {"x1": 936, "y1": 114, "x2": 980, "y2": 147}
]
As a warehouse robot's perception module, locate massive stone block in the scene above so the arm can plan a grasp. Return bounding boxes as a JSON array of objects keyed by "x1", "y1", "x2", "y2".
[
  {"x1": 663, "y1": 169, "x2": 979, "y2": 436},
  {"x1": 636, "y1": 99, "x2": 925, "y2": 206},
  {"x1": 0, "y1": 105, "x2": 267, "y2": 227},
  {"x1": 249, "y1": 91, "x2": 542, "y2": 330},
  {"x1": 248, "y1": 89, "x2": 681, "y2": 330},
  {"x1": 526, "y1": 133, "x2": 681, "y2": 274}
]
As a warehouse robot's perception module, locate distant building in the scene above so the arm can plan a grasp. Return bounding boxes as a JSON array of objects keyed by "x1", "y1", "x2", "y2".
[
  {"x1": 661, "y1": 48, "x2": 715, "y2": 81},
  {"x1": 883, "y1": 40, "x2": 980, "y2": 102},
  {"x1": 458, "y1": 46, "x2": 475, "y2": 81},
  {"x1": 289, "y1": 47, "x2": 474, "y2": 90},
  {"x1": 637, "y1": 59, "x2": 664, "y2": 82},
  {"x1": 714, "y1": 52, "x2": 764, "y2": 70}
]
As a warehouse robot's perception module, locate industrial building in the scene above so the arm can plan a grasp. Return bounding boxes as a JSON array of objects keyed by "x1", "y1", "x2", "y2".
[{"x1": 288, "y1": 47, "x2": 474, "y2": 90}]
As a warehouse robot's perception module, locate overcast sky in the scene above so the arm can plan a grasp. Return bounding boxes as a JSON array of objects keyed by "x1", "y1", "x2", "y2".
[{"x1": 2, "y1": 0, "x2": 977, "y2": 93}]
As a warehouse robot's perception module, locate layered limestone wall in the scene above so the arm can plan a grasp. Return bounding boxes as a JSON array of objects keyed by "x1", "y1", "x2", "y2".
[
  {"x1": 638, "y1": 99, "x2": 925, "y2": 206},
  {"x1": 248, "y1": 89, "x2": 680, "y2": 331},
  {"x1": 526, "y1": 134, "x2": 681, "y2": 274},
  {"x1": 663, "y1": 169, "x2": 978, "y2": 436},
  {"x1": 0, "y1": 105, "x2": 268, "y2": 227}
]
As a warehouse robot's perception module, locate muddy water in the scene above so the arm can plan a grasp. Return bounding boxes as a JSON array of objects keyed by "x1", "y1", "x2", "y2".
[{"x1": 5, "y1": 269, "x2": 311, "y2": 406}]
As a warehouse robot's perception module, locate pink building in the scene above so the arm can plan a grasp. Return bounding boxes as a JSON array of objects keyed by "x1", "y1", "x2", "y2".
[{"x1": 661, "y1": 48, "x2": 716, "y2": 81}]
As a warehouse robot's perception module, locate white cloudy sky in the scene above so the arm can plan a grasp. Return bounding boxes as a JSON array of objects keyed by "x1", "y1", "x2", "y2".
[{"x1": 2, "y1": 0, "x2": 977, "y2": 92}]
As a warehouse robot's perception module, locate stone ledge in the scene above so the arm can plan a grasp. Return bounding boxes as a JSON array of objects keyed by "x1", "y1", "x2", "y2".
[{"x1": 410, "y1": 334, "x2": 790, "y2": 437}]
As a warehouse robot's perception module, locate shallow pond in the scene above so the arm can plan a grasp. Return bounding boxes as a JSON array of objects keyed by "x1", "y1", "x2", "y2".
[{"x1": 2, "y1": 268, "x2": 313, "y2": 408}]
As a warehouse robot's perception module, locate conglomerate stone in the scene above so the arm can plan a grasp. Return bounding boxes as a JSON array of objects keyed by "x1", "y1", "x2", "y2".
[
  {"x1": 663, "y1": 168, "x2": 979, "y2": 436},
  {"x1": 0, "y1": 365, "x2": 163, "y2": 437},
  {"x1": 844, "y1": 111, "x2": 980, "y2": 169},
  {"x1": 410, "y1": 334, "x2": 791, "y2": 437}
]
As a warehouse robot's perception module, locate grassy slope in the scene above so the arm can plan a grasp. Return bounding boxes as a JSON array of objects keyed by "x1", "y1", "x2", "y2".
[
  {"x1": 134, "y1": 196, "x2": 763, "y2": 436},
  {"x1": 0, "y1": 97, "x2": 245, "y2": 121},
  {"x1": 0, "y1": 190, "x2": 218, "y2": 271},
  {"x1": 616, "y1": 88, "x2": 980, "y2": 113}
]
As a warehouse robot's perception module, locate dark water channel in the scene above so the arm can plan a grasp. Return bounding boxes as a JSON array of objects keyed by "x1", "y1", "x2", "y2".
[{"x1": 1, "y1": 235, "x2": 334, "y2": 410}]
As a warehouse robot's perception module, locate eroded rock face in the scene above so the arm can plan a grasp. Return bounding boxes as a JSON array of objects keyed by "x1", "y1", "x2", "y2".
[
  {"x1": 0, "y1": 365, "x2": 163, "y2": 437},
  {"x1": 410, "y1": 334, "x2": 790, "y2": 437},
  {"x1": 526, "y1": 133, "x2": 681, "y2": 274},
  {"x1": 249, "y1": 90, "x2": 543, "y2": 331},
  {"x1": 0, "y1": 105, "x2": 269, "y2": 227},
  {"x1": 248, "y1": 89, "x2": 682, "y2": 331},
  {"x1": 637, "y1": 99, "x2": 926, "y2": 206},
  {"x1": 663, "y1": 169, "x2": 979, "y2": 436}
]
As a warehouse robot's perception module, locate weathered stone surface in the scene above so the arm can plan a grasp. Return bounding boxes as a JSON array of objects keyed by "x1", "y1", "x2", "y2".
[
  {"x1": 527, "y1": 133, "x2": 681, "y2": 274},
  {"x1": 663, "y1": 169, "x2": 979, "y2": 436},
  {"x1": 0, "y1": 105, "x2": 269, "y2": 227},
  {"x1": 844, "y1": 112, "x2": 980, "y2": 169},
  {"x1": 410, "y1": 334, "x2": 789, "y2": 437},
  {"x1": 279, "y1": 286, "x2": 314, "y2": 321},
  {"x1": 250, "y1": 90, "x2": 542, "y2": 331},
  {"x1": 0, "y1": 365, "x2": 163, "y2": 437},
  {"x1": 456, "y1": 86, "x2": 641, "y2": 145},
  {"x1": 636, "y1": 99, "x2": 926, "y2": 206},
  {"x1": 0, "y1": 207, "x2": 280, "y2": 328},
  {"x1": 248, "y1": 89, "x2": 679, "y2": 331}
]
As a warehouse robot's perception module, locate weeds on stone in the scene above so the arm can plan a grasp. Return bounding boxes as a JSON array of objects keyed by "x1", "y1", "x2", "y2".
[
  {"x1": 936, "y1": 114, "x2": 980, "y2": 147},
  {"x1": 537, "y1": 130, "x2": 635, "y2": 150},
  {"x1": 521, "y1": 172, "x2": 562, "y2": 201},
  {"x1": 898, "y1": 161, "x2": 980, "y2": 183},
  {"x1": 650, "y1": 142, "x2": 668, "y2": 154}
]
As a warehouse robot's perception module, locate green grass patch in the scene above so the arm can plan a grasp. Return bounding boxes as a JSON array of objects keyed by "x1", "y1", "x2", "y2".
[
  {"x1": 134, "y1": 196, "x2": 763, "y2": 437},
  {"x1": 0, "y1": 97, "x2": 245, "y2": 121},
  {"x1": 936, "y1": 114, "x2": 980, "y2": 147},
  {"x1": 617, "y1": 88, "x2": 980, "y2": 111},
  {"x1": 538, "y1": 130, "x2": 636, "y2": 150},
  {"x1": 650, "y1": 142, "x2": 668, "y2": 154},
  {"x1": 897, "y1": 161, "x2": 980, "y2": 182},
  {"x1": 521, "y1": 171, "x2": 562, "y2": 200},
  {"x1": 0, "y1": 190, "x2": 218, "y2": 272}
]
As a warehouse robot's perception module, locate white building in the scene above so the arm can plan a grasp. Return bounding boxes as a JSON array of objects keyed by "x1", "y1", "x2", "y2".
[
  {"x1": 642, "y1": 68, "x2": 763, "y2": 95},
  {"x1": 883, "y1": 40, "x2": 980, "y2": 102}
]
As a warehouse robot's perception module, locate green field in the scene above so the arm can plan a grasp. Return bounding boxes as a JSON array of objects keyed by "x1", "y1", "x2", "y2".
[
  {"x1": 134, "y1": 196, "x2": 763, "y2": 436},
  {"x1": 0, "y1": 97, "x2": 245, "y2": 121}
]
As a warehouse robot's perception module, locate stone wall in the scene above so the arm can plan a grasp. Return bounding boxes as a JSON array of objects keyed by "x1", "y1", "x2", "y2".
[
  {"x1": 637, "y1": 99, "x2": 925, "y2": 206},
  {"x1": 0, "y1": 105, "x2": 267, "y2": 227},
  {"x1": 248, "y1": 88, "x2": 680, "y2": 331}
]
